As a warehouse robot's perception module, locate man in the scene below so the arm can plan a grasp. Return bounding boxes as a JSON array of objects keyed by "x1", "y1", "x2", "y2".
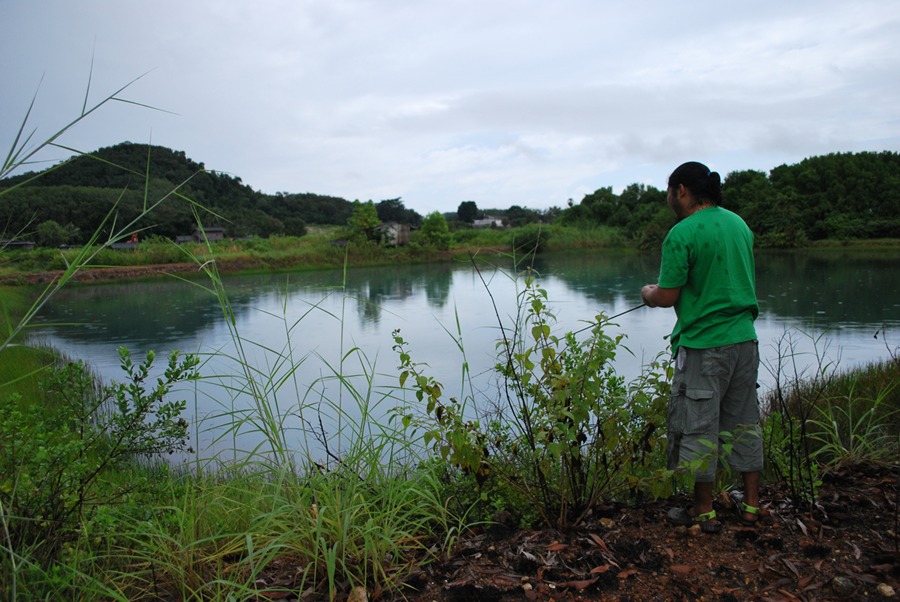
[{"x1": 641, "y1": 161, "x2": 762, "y2": 533}]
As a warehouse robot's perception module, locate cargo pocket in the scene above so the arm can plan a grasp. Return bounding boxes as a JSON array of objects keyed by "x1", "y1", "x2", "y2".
[
  {"x1": 667, "y1": 389, "x2": 686, "y2": 435},
  {"x1": 684, "y1": 388, "x2": 715, "y2": 435}
]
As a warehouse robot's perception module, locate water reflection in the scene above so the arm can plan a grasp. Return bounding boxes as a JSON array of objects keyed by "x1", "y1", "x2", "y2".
[
  {"x1": 756, "y1": 250, "x2": 899, "y2": 328},
  {"x1": 30, "y1": 249, "x2": 900, "y2": 462},
  {"x1": 531, "y1": 250, "x2": 660, "y2": 303}
]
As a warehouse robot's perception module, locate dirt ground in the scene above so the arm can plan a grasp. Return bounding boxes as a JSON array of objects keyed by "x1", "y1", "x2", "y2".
[
  {"x1": 390, "y1": 463, "x2": 899, "y2": 602},
  {"x1": 0, "y1": 262, "x2": 203, "y2": 286}
]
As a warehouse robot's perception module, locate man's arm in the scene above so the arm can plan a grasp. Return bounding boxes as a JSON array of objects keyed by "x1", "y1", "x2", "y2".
[{"x1": 641, "y1": 284, "x2": 680, "y2": 308}]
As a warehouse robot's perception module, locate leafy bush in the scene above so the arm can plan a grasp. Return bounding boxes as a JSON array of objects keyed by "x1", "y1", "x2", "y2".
[
  {"x1": 0, "y1": 348, "x2": 198, "y2": 572},
  {"x1": 394, "y1": 271, "x2": 671, "y2": 527},
  {"x1": 508, "y1": 224, "x2": 550, "y2": 254},
  {"x1": 417, "y1": 212, "x2": 451, "y2": 250}
]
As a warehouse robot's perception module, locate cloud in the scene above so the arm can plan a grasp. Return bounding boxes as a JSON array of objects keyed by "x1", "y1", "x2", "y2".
[{"x1": 2, "y1": 0, "x2": 899, "y2": 213}]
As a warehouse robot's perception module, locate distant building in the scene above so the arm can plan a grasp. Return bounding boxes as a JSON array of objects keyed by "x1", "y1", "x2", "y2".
[
  {"x1": 473, "y1": 216, "x2": 504, "y2": 228},
  {"x1": 374, "y1": 222, "x2": 411, "y2": 246},
  {"x1": 176, "y1": 227, "x2": 227, "y2": 244},
  {"x1": 197, "y1": 227, "x2": 226, "y2": 242},
  {"x1": 0, "y1": 240, "x2": 36, "y2": 250}
]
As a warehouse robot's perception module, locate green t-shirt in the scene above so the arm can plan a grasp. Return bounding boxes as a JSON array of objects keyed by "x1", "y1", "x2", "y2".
[{"x1": 657, "y1": 206, "x2": 759, "y2": 355}]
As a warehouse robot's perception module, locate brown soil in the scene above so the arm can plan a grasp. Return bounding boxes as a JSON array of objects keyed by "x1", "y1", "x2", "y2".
[
  {"x1": 0, "y1": 263, "x2": 202, "y2": 286},
  {"x1": 389, "y1": 463, "x2": 900, "y2": 602}
]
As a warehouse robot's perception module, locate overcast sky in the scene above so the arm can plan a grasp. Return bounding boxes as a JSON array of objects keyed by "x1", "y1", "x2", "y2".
[{"x1": 3, "y1": 1, "x2": 899, "y2": 214}]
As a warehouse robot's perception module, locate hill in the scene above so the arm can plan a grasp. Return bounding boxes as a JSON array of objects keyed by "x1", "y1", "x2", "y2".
[{"x1": 0, "y1": 142, "x2": 354, "y2": 242}]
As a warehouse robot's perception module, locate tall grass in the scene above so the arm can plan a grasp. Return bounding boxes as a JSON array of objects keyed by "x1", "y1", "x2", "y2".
[
  {"x1": 0, "y1": 72, "x2": 462, "y2": 600},
  {"x1": 0, "y1": 286, "x2": 55, "y2": 400},
  {"x1": 760, "y1": 328, "x2": 900, "y2": 507}
]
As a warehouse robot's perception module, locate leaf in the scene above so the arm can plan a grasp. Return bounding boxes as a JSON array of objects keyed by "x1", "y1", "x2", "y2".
[
  {"x1": 670, "y1": 565, "x2": 693, "y2": 575},
  {"x1": 520, "y1": 550, "x2": 537, "y2": 562},
  {"x1": 546, "y1": 542, "x2": 568, "y2": 552},
  {"x1": 589, "y1": 564, "x2": 611, "y2": 574},
  {"x1": 588, "y1": 533, "x2": 609, "y2": 551},
  {"x1": 556, "y1": 578, "x2": 597, "y2": 590},
  {"x1": 782, "y1": 558, "x2": 801, "y2": 579},
  {"x1": 617, "y1": 568, "x2": 638, "y2": 579},
  {"x1": 802, "y1": 580, "x2": 826, "y2": 592},
  {"x1": 258, "y1": 591, "x2": 293, "y2": 600}
]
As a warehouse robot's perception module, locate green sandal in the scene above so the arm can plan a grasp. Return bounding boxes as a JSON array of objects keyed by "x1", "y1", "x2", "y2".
[
  {"x1": 729, "y1": 491, "x2": 760, "y2": 525},
  {"x1": 666, "y1": 507, "x2": 723, "y2": 534}
]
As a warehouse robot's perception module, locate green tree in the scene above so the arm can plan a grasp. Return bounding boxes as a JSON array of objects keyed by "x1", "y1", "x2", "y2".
[
  {"x1": 347, "y1": 200, "x2": 381, "y2": 240},
  {"x1": 417, "y1": 211, "x2": 451, "y2": 250},
  {"x1": 457, "y1": 200, "x2": 479, "y2": 223},
  {"x1": 34, "y1": 220, "x2": 69, "y2": 248},
  {"x1": 505, "y1": 205, "x2": 541, "y2": 227},
  {"x1": 376, "y1": 197, "x2": 422, "y2": 226}
]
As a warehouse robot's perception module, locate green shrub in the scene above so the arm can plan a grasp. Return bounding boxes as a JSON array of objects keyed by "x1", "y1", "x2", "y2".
[
  {"x1": 394, "y1": 270, "x2": 671, "y2": 527},
  {"x1": 508, "y1": 224, "x2": 550, "y2": 254},
  {"x1": 0, "y1": 348, "x2": 198, "y2": 574},
  {"x1": 417, "y1": 212, "x2": 451, "y2": 250}
]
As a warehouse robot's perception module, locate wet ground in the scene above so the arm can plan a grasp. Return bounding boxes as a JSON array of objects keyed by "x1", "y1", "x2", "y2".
[{"x1": 395, "y1": 463, "x2": 899, "y2": 601}]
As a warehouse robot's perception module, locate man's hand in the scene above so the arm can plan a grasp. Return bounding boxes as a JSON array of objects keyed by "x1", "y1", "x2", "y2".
[{"x1": 641, "y1": 284, "x2": 680, "y2": 308}]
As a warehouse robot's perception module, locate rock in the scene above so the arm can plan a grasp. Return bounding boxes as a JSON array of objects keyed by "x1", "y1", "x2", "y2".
[
  {"x1": 877, "y1": 583, "x2": 896, "y2": 598},
  {"x1": 347, "y1": 585, "x2": 368, "y2": 602},
  {"x1": 831, "y1": 576, "x2": 856, "y2": 596},
  {"x1": 599, "y1": 517, "x2": 616, "y2": 529}
]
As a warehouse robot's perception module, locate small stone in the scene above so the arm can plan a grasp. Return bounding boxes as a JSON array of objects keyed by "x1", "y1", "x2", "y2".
[
  {"x1": 831, "y1": 576, "x2": 856, "y2": 596},
  {"x1": 522, "y1": 583, "x2": 533, "y2": 591},
  {"x1": 599, "y1": 517, "x2": 615, "y2": 529},
  {"x1": 688, "y1": 523, "x2": 703, "y2": 537},
  {"x1": 347, "y1": 585, "x2": 368, "y2": 602},
  {"x1": 877, "y1": 583, "x2": 896, "y2": 598}
]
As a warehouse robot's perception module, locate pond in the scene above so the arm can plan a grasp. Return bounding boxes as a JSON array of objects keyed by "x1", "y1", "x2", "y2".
[{"x1": 30, "y1": 249, "x2": 900, "y2": 464}]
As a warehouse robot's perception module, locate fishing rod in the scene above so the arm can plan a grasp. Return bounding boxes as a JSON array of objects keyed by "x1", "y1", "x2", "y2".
[{"x1": 571, "y1": 302, "x2": 647, "y2": 336}]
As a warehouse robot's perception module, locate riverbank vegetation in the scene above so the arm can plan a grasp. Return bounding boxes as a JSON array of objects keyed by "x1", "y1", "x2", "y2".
[{"x1": 0, "y1": 222, "x2": 636, "y2": 283}]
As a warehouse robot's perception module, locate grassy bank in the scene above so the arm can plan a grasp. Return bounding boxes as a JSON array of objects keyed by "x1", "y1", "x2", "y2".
[
  {"x1": 0, "y1": 224, "x2": 628, "y2": 284},
  {"x1": 0, "y1": 286, "x2": 56, "y2": 401},
  {"x1": 4, "y1": 228, "x2": 899, "y2": 287}
]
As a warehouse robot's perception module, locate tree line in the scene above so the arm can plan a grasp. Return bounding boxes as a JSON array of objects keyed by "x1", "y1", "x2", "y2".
[
  {"x1": 560, "y1": 151, "x2": 900, "y2": 247},
  {"x1": 2, "y1": 143, "x2": 898, "y2": 248}
]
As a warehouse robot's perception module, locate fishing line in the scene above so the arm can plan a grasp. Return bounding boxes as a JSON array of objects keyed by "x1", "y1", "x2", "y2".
[{"x1": 571, "y1": 302, "x2": 647, "y2": 336}]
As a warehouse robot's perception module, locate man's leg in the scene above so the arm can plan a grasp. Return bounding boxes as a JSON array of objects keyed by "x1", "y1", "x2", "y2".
[
  {"x1": 721, "y1": 341, "x2": 763, "y2": 522},
  {"x1": 740, "y1": 470, "x2": 760, "y2": 521},
  {"x1": 693, "y1": 480, "x2": 715, "y2": 516}
]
